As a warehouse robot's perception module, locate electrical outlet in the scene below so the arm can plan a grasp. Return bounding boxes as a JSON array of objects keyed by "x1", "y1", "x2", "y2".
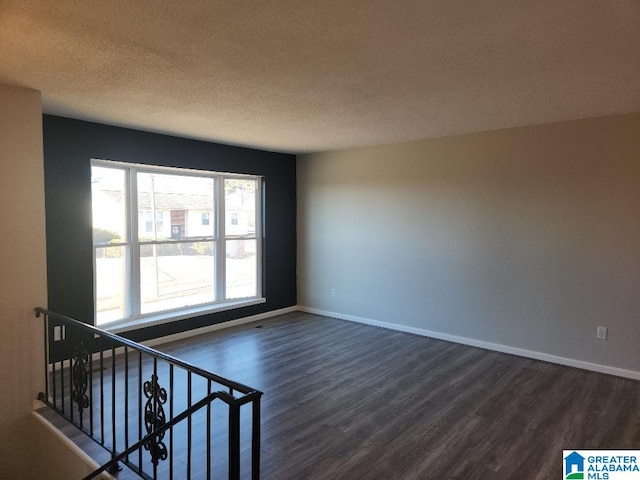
[
  {"x1": 53, "y1": 325, "x2": 66, "y2": 341},
  {"x1": 596, "y1": 326, "x2": 607, "y2": 340},
  {"x1": 330, "y1": 288, "x2": 336, "y2": 297}
]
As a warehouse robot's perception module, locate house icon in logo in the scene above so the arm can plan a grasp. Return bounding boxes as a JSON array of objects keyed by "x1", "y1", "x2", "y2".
[{"x1": 565, "y1": 451, "x2": 585, "y2": 479}]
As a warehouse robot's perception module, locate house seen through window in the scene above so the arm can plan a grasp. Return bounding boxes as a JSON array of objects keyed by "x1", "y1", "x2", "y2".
[{"x1": 91, "y1": 160, "x2": 262, "y2": 326}]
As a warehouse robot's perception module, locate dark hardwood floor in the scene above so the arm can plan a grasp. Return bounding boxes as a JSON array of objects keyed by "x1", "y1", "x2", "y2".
[
  {"x1": 44, "y1": 311, "x2": 640, "y2": 479},
  {"x1": 153, "y1": 311, "x2": 640, "y2": 479}
]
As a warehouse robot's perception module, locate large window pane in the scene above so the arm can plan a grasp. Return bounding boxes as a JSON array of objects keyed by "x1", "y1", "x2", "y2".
[
  {"x1": 140, "y1": 241, "x2": 215, "y2": 314},
  {"x1": 137, "y1": 172, "x2": 214, "y2": 241},
  {"x1": 225, "y1": 178, "x2": 258, "y2": 300},
  {"x1": 224, "y1": 178, "x2": 257, "y2": 236},
  {"x1": 226, "y1": 239, "x2": 256, "y2": 299},
  {"x1": 95, "y1": 245, "x2": 127, "y2": 324},
  {"x1": 92, "y1": 167, "x2": 126, "y2": 244}
]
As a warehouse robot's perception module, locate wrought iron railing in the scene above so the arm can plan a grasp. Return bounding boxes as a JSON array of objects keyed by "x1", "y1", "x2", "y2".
[{"x1": 35, "y1": 307, "x2": 262, "y2": 480}]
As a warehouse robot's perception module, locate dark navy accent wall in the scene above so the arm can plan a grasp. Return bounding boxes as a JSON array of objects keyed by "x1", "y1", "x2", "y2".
[{"x1": 43, "y1": 115, "x2": 296, "y2": 342}]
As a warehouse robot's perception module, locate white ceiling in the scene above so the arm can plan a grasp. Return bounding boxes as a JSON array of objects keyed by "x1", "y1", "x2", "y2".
[{"x1": 1, "y1": 0, "x2": 638, "y2": 153}]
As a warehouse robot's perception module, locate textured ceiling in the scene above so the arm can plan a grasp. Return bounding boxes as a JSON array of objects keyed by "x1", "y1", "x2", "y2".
[{"x1": 1, "y1": 0, "x2": 638, "y2": 153}]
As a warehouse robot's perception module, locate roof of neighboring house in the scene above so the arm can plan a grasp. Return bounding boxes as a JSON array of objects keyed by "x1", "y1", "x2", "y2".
[
  {"x1": 98, "y1": 190, "x2": 253, "y2": 211},
  {"x1": 138, "y1": 191, "x2": 212, "y2": 210}
]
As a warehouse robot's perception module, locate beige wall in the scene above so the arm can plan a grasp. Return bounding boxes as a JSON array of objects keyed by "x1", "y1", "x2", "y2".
[
  {"x1": 0, "y1": 84, "x2": 87, "y2": 478},
  {"x1": 298, "y1": 113, "x2": 640, "y2": 373}
]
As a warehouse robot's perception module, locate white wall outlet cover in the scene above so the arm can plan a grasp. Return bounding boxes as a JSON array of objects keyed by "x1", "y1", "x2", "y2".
[{"x1": 596, "y1": 326, "x2": 607, "y2": 340}]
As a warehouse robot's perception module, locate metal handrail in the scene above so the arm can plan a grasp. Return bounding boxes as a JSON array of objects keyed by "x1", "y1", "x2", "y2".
[
  {"x1": 86, "y1": 389, "x2": 232, "y2": 479},
  {"x1": 35, "y1": 307, "x2": 257, "y2": 396},
  {"x1": 36, "y1": 307, "x2": 263, "y2": 479}
]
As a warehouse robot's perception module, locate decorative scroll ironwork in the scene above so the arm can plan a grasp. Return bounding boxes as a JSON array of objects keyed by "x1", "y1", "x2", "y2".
[
  {"x1": 143, "y1": 374, "x2": 168, "y2": 465},
  {"x1": 36, "y1": 307, "x2": 263, "y2": 480},
  {"x1": 71, "y1": 341, "x2": 90, "y2": 413}
]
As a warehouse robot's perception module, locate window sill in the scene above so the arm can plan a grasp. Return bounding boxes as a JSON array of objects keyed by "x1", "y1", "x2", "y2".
[{"x1": 104, "y1": 297, "x2": 266, "y2": 334}]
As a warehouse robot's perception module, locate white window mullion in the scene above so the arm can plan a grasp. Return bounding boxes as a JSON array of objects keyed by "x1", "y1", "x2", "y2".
[
  {"x1": 216, "y1": 176, "x2": 226, "y2": 301},
  {"x1": 92, "y1": 244, "x2": 98, "y2": 324},
  {"x1": 255, "y1": 179, "x2": 263, "y2": 298},
  {"x1": 128, "y1": 168, "x2": 141, "y2": 318}
]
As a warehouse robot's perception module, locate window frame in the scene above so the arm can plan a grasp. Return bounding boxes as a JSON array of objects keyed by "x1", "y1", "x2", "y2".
[{"x1": 91, "y1": 158, "x2": 264, "y2": 330}]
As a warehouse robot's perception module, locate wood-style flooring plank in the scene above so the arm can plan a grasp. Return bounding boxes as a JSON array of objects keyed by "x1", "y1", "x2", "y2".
[
  {"x1": 158, "y1": 312, "x2": 640, "y2": 479},
  {"x1": 47, "y1": 312, "x2": 640, "y2": 479}
]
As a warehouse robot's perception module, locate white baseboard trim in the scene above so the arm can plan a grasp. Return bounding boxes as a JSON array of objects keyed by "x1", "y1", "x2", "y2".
[
  {"x1": 65, "y1": 305, "x2": 298, "y2": 365},
  {"x1": 142, "y1": 305, "x2": 299, "y2": 349},
  {"x1": 297, "y1": 306, "x2": 640, "y2": 381}
]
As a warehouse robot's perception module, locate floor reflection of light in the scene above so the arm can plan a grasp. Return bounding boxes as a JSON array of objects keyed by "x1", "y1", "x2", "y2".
[{"x1": 164, "y1": 329, "x2": 265, "y2": 392}]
